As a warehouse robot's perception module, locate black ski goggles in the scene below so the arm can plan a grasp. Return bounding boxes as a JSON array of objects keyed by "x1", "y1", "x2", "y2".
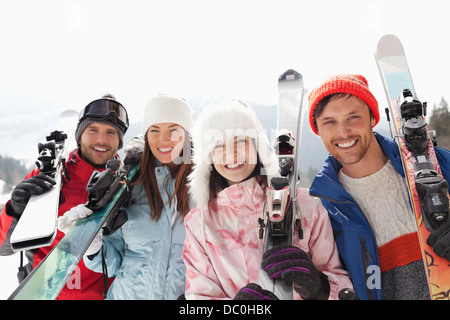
[{"x1": 79, "y1": 98, "x2": 129, "y2": 133}]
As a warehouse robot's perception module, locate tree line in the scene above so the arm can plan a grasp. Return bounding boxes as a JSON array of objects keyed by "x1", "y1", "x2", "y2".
[
  {"x1": 429, "y1": 97, "x2": 450, "y2": 149},
  {"x1": 0, "y1": 154, "x2": 30, "y2": 194}
]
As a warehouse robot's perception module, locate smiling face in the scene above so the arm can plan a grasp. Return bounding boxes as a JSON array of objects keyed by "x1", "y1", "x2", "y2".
[
  {"x1": 315, "y1": 94, "x2": 387, "y2": 178},
  {"x1": 146, "y1": 122, "x2": 185, "y2": 169},
  {"x1": 79, "y1": 122, "x2": 120, "y2": 166},
  {"x1": 210, "y1": 136, "x2": 257, "y2": 185}
]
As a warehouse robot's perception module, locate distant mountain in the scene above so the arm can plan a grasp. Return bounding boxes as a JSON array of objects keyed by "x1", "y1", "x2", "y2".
[
  {"x1": 245, "y1": 100, "x2": 329, "y2": 188},
  {"x1": 0, "y1": 89, "x2": 69, "y2": 162},
  {"x1": 0, "y1": 154, "x2": 30, "y2": 203}
]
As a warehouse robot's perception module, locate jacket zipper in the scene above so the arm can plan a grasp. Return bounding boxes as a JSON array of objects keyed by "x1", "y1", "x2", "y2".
[{"x1": 360, "y1": 237, "x2": 374, "y2": 300}]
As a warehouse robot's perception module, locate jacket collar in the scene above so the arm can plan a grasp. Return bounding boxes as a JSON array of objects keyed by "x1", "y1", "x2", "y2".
[
  {"x1": 374, "y1": 132, "x2": 404, "y2": 176},
  {"x1": 216, "y1": 177, "x2": 264, "y2": 208}
]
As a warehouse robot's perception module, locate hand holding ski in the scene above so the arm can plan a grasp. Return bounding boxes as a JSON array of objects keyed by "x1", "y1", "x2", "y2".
[
  {"x1": 234, "y1": 283, "x2": 279, "y2": 300},
  {"x1": 8, "y1": 138, "x2": 142, "y2": 300},
  {"x1": 10, "y1": 110, "x2": 78, "y2": 251},
  {"x1": 261, "y1": 244, "x2": 330, "y2": 300},
  {"x1": 426, "y1": 219, "x2": 450, "y2": 261},
  {"x1": 8, "y1": 174, "x2": 56, "y2": 218},
  {"x1": 257, "y1": 69, "x2": 304, "y2": 300},
  {"x1": 58, "y1": 204, "x2": 94, "y2": 234}
]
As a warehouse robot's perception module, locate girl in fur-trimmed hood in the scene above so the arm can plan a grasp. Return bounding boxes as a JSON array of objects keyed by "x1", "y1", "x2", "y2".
[{"x1": 182, "y1": 98, "x2": 352, "y2": 300}]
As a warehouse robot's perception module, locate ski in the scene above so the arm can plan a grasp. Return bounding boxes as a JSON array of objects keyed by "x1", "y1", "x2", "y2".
[
  {"x1": 8, "y1": 140, "x2": 142, "y2": 300},
  {"x1": 375, "y1": 34, "x2": 450, "y2": 300},
  {"x1": 10, "y1": 109, "x2": 78, "y2": 251},
  {"x1": 257, "y1": 69, "x2": 304, "y2": 299}
]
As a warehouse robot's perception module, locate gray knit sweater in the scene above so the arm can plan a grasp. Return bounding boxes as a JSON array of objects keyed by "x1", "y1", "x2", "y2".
[{"x1": 339, "y1": 160, "x2": 430, "y2": 300}]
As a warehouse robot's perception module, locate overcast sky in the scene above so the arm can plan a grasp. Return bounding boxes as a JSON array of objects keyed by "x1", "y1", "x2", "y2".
[{"x1": 1, "y1": 1, "x2": 449, "y2": 128}]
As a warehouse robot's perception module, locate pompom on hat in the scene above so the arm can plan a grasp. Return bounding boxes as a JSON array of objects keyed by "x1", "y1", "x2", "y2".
[
  {"x1": 188, "y1": 98, "x2": 279, "y2": 209},
  {"x1": 142, "y1": 94, "x2": 194, "y2": 135},
  {"x1": 307, "y1": 74, "x2": 379, "y2": 135}
]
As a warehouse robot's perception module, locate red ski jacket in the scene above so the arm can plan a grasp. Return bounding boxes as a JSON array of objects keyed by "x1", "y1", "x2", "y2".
[{"x1": 0, "y1": 148, "x2": 113, "y2": 300}]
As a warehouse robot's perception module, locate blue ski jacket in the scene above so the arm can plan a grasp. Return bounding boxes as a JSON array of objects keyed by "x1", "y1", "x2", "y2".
[
  {"x1": 84, "y1": 164, "x2": 188, "y2": 300},
  {"x1": 309, "y1": 132, "x2": 450, "y2": 300}
]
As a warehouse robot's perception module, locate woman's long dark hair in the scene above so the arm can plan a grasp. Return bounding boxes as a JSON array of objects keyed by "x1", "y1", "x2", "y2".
[{"x1": 134, "y1": 131, "x2": 193, "y2": 221}]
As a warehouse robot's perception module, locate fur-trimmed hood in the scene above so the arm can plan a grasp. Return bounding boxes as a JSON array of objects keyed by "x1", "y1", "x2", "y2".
[{"x1": 188, "y1": 99, "x2": 279, "y2": 209}]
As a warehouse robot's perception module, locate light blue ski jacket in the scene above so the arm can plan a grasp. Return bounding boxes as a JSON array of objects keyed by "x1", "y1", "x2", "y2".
[{"x1": 84, "y1": 165, "x2": 187, "y2": 300}]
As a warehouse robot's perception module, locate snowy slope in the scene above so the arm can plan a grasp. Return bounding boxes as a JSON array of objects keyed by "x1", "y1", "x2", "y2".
[
  {"x1": 0, "y1": 180, "x2": 19, "y2": 300},
  {"x1": 0, "y1": 179, "x2": 11, "y2": 205}
]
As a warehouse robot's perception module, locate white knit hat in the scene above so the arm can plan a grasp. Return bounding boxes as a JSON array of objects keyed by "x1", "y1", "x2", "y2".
[
  {"x1": 142, "y1": 94, "x2": 194, "y2": 135},
  {"x1": 189, "y1": 98, "x2": 279, "y2": 209}
]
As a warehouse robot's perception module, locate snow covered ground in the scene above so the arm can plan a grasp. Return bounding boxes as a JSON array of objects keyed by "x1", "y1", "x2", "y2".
[
  {"x1": 0, "y1": 254, "x2": 21, "y2": 299},
  {"x1": 0, "y1": 179, "x2": 8, "y2": 202},
  {"x1": 0, "y1": 189, "x2": 21, "y2": 299},
  {"x1": 0, "y1": 182, "x2": 21, "y2": 300},
  {"x1": 0, "y1": 194, "x2": 11, "y2": 207}
]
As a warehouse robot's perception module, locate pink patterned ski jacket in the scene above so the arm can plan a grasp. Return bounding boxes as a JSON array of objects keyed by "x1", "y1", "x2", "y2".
[{"x1": 183, "y1": 177, "x2": 352, "y2": 300}]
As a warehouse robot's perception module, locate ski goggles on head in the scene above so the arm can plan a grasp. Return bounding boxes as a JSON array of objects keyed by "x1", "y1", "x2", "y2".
[{"x1": 79, "y1": 98, "x2": 129, "y2": 132}]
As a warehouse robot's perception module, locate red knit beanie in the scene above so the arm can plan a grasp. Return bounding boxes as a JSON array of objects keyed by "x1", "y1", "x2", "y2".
[{"x1": 307, "y1": 74, "x2": 379, "y2": 135}]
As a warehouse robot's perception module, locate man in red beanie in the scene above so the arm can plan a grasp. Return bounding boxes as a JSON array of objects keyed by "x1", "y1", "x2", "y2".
[
  {"x1": 307, "y1": 74, "x2": 450, "y2": 300},
  {"x1": 0, "y1": 94, "x2": 128, "y2": 299}
]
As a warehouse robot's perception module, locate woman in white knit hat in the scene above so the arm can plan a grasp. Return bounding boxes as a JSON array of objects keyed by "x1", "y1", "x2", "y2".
[
  {"x1": 182, "y1": 98, "x2": 352, "y2": 300},
  {"x1": 81, "y1": 94, "x2": 194, "y2": 300}
]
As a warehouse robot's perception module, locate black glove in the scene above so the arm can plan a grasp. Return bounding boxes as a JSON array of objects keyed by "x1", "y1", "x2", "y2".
[
  {"x1": 7, "y1": 174, "x2": 56, "y2": 218},
  {"x1": 261, "y1": 244, "x2": 330, "y2": 300},
  {"x1": 427, "y1": 219, "x2": 450, "y2": 261},
  {"x1": 234, "y1": 283, "x2": 279, "y2": 300}
]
